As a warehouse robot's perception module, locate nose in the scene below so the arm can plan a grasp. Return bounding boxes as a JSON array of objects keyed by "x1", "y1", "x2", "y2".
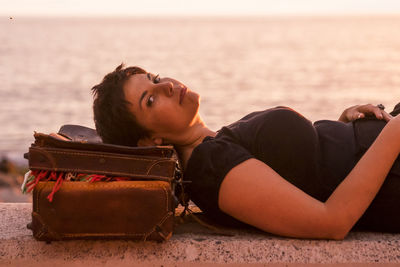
[{"x1": 155, "y1": 82, "x2": 174, "y2": 97}]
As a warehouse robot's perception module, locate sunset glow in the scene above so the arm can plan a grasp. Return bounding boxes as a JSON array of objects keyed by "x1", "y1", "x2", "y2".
[{"x1": 2, "y1": 0, "x2": 400, "y2": 16}]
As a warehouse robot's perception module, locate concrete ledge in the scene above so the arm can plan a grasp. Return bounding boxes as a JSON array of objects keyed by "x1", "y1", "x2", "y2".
[{"x1": 1, "y1": 203, "x2": 400, "y2": 266}]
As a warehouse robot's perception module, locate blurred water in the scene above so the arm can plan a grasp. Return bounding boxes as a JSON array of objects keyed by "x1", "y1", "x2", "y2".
[{"x1": 1, "y1": 16, "x2": 399, "y2": 163}]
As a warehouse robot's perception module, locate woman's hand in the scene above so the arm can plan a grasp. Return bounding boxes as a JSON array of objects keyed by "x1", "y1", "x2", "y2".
[{"x1": 338, "y1": 104, "x2": 393, "y2": 123}]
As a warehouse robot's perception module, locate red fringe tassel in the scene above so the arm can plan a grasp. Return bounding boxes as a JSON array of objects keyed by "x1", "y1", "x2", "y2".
[
  {"x1": 27, "y1": 171, "x2": 131, "y2": 202},
  {"x1": 46, "y1": 173, "x2": 64, "y2": 202}
]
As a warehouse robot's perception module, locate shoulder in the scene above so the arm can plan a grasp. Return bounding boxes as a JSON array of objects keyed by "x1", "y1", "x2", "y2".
[
  {"x1": 185, "y1": 137, "x2": 253, "y2": 184},
  {"x1": 184, "y1": 136, "x2": 253, "y2": 224}
]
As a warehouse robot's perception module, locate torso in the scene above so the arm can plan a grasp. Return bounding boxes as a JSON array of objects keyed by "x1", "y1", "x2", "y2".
[{"x1": 184, "y1": 106, "x2": 360, "y2": 226}]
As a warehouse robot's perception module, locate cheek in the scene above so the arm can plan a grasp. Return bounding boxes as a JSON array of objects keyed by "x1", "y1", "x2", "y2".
[
  {"x1": 153, "y1": 108, "x2": 196, "y2": 133},
  {"x1": 149, "y1": 95, "x2": 200, "y2": 133},
  {"x1": 184, "y1": 94, "x2": 200, "y2": 123},
  {"x1": 151, "y1": 109, "x2": 184, "y2": 132}
]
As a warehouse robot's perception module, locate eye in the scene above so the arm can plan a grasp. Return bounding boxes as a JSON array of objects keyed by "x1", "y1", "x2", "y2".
[
  {"x1": 146, "y1": 95, "x2": 155, "y2": 107},
  {"x1": 153, "y1": 74, "x2": 161, "y2": 84}
]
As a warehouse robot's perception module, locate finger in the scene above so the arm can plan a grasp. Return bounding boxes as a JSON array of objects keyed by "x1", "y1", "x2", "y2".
[
  {"x1": 357, "y1": 104, "x2": 377, "y2": 114},
  {"x1": 361, "y1": 104, "x2": 391, "y2": 121},
  {"x1": 382, "y1": 111, "x2": 393, "y2": 122},
  {"x1": 372, "y1": 107, "x2": 384, "y2": 120},
  {"x1": 356, "y1": 104, "x2": 383, "y2": 119},
  {"x1": 354, "y1": 112, "x2": 364, "y2": 121}
]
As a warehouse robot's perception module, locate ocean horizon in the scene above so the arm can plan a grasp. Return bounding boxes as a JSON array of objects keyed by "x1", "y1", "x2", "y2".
[{"x1": 1, "y1": 15, "x2": 399, "y2": 164}]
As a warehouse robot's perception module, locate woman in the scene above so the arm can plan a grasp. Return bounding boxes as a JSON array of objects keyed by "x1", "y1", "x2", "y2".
[{"x1": 91, "y1": 64, "x2": 400, "y2": 240}]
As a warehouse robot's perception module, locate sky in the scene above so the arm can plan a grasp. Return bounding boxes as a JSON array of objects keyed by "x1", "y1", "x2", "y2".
[{"x1": 2, "y1": 0, "x2": 400, "y2": 17}]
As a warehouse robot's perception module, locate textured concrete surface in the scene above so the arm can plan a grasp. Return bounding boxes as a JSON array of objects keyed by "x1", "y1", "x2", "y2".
[{"x1": 1, "y1": 203, "x2": 400, "y2": 266}]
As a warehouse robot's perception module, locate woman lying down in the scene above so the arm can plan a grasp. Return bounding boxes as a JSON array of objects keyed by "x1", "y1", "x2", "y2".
[{"x1": 49, "y1": 64, "x2": 400, "y2": 240}]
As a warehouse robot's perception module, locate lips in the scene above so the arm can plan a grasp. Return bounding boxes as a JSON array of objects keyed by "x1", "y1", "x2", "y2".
[{"x1": 179, "y1": 87, "x2": 187, "y2": 105}]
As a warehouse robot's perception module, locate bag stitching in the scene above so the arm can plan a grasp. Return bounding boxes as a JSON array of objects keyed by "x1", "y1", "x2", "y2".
[{"x1": 31, "y1": 147, "x2": 168, "y2": 162}]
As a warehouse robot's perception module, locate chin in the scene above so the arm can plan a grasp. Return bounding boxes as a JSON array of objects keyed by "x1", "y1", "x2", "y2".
[{"x1": 188, "y1": 90, "x2": 200, "y2": 101}]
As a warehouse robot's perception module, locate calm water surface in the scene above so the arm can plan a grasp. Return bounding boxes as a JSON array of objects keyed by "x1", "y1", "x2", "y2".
[{"x1": 1, "y1": 16, "x2": 400, "y2": 163}]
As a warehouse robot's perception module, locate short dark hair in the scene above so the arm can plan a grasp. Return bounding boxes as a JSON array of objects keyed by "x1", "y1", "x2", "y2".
[{"x1": 91, "y1": 64, "x2": 148, "y2": 146}]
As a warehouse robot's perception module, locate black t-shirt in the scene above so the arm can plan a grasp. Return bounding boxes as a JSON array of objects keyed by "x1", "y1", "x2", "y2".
[
  {"x1": 184, "y1": 103, "x2": 400, "y2": 226},
  {"x1": 184, "y1": 107, "x2": 327, "y2": 226},
  {"x1": 184, "y1": 106, "x2": 399, "y2": 227}
]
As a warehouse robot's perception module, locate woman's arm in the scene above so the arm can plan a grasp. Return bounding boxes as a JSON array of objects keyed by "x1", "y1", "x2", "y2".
[
  {"x1": 218, "y1": 115, "x2": 400, "y2": 240},
  {"x1": 338, "y1": 104, "x2": 392, "y2": 122}
]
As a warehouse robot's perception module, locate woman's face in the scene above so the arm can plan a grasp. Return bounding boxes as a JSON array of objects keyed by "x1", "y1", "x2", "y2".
[{"x1": 123, "y1": 73, "x2": 200, "y2": 143}]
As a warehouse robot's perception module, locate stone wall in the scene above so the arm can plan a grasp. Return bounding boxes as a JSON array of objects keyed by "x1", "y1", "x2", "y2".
[{"x1": 1, "y1": 203, "x2": 400, "y2": 266}]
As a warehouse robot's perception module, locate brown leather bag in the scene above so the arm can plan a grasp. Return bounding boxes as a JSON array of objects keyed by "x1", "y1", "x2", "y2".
[{"x1": 25, "y1": 125, "x2": 181, "y2": 242}]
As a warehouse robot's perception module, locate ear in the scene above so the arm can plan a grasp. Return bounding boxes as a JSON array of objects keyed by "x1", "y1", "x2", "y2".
[{"x1": 137, "y1": 136, "x2": 163, "y2": 147}]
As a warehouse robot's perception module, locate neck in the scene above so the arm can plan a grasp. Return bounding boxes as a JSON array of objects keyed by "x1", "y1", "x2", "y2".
[{"x1": 173, "y1": 120, "x2": 216, "y2": 170}]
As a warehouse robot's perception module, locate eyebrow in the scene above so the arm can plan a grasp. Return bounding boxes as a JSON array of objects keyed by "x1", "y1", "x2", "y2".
[{"x1": 139, "y1": 74, "x2": 152, "y2": 109}]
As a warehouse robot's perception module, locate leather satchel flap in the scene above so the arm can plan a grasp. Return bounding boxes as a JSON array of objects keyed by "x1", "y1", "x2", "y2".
[
  {"x1": 32, "y1": 132, "x2": 175, "y2": 158},
  {"x1": 28, "y1": 132, "x2": 177, "y2": 180},
  {"x1": 32, "y1": 181, "x2": 174, "y2": 241},
  {"x1": 29, "y1": 146, "x2": 176, "y2": 180}
]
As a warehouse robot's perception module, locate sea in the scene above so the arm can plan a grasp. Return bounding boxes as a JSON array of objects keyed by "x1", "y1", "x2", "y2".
[{"x1": 1, "y1": 15, "x2": 400, "y2": 164}]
